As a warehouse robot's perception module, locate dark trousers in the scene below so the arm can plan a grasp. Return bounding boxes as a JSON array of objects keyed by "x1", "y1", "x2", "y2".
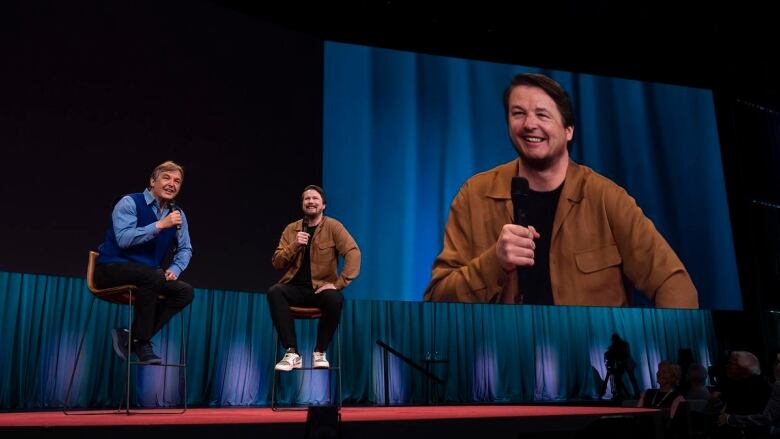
[
  {"x1": 95, "y1": 262, "x2": 194, "y2": 342},
  {"x1": 599, "y1": 368, "x2": 641, "y2": 399},
  {"x1": 267, "y1": 283, "x2": 343, "y2": 353}
]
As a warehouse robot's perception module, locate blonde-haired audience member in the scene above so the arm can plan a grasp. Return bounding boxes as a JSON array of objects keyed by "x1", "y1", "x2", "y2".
[{"x1": 638, "y1": 361, "x2": 686, "y2": 418}]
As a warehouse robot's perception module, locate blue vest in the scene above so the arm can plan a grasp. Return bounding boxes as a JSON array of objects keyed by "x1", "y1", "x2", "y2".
[{"x1": 96, "y1": 193, "x2": 177, "y2": 268}]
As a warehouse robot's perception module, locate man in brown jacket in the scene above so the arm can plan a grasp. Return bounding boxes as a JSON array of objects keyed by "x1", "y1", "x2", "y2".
[
  {"x1": 268, "y1": 185, "x2": 361, "y2": 371},
  {"x1": 423, "y1": 73, "x2": 698, "y2": 308}
]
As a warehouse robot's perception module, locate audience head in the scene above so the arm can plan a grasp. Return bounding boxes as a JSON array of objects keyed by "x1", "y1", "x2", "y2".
[
  {"x1": 727, "y1": 350, "x2": 761, "y2": 379},
  {"x1": 686, "y1": 363, "x2": 708, "y2": 387},
  {"x1": 657, "y1": 361, "x2": 682, "y2": 388}
]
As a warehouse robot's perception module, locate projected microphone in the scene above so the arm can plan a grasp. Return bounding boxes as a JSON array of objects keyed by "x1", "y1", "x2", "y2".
[
  {"x1": 511, "y1": 177, "x2": 529, "y2": 227},
  {"x1": 169, "y1": 200, "x2": 182, "y2": 230},
  {"x1": 511, "y1": 177, "x2": 530, "y2": 302}
]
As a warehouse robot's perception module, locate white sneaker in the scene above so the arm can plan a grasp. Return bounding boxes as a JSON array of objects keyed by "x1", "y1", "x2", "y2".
[
  {"x1": 313, "y1": 351, "x2": 330, "y2": 368},
  {"x1": 275, "y1": 351, "x2": 302, "y2": 371}
]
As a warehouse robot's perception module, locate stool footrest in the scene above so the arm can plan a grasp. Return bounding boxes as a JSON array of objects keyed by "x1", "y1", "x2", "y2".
[
  {"x1": 274, "y1": 366, "x2": 340, "y2": 371},
  {"x1": 128, "y1": 361, "x2": 187, "y2": 368}
]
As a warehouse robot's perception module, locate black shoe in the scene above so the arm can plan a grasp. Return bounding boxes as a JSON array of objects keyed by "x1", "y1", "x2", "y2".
[
  {"x1": 133, "y1": 341, "x2": 163, "y2": 365},
  {"x1": 111, "y1": 328, "x2": 130, "y2": 361}
]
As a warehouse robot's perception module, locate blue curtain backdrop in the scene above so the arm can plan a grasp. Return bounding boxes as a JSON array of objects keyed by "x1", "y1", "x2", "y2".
[
  {"x1": 1, "y1": 270, "x2": 717, "y2": 409},
  {"x1": 323, "y1": 42, "x2": 741, "y2": 309}
]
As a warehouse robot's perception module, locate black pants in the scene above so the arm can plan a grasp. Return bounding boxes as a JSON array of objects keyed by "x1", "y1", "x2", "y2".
[
  {"x1": 267, "y1": 283, "x2": 343, "y2": 353},
  {"x1": 599, "y1": 368, "x2": 641, "y2": 399},
  {"x1": 95, "y1": 262, "x2": 194, "y2": 342}
]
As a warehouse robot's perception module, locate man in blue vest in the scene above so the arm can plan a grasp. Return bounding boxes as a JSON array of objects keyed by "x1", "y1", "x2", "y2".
[{"x1": 95, "y1": 161, "x2": 194, "y2": 365}]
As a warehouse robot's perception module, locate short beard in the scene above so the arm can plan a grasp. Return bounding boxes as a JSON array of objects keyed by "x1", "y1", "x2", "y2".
[
  {"x1": 304, "y1": 209, "x2": 322, "y2": 219},
  {"x1": 516, "y1": 148, "x2": 557, "y2": 172}
]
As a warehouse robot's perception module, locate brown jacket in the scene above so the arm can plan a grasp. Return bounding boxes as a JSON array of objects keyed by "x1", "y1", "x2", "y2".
[
  {"x1": 272, "y1": 216, "x2": 361, "y2": 290},
  {"x1": 423, "y1": 159, "x2": 698, "y2": 308}
]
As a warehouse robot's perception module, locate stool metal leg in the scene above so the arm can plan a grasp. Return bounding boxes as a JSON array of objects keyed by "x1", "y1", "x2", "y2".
[
  {"x1": 157, "y1": 310, "x2": 189, "y2": 413},
  {"x1": 63, "y1": 296, "x2": 97, "y2": 414},
  {"x1": 271, "y1": 333, "x2": 279, "y2": 410},
  {"x1": 337, "y1": 323, "x2": 342, "y2": 408},
  {"x1": 120, "y1": 290, "x2": 189, "y2": 415},
  {"x1": 124, "y1": 287, "x2": 133, "y2": 414},
  {"x1": 180, "y1": 308, "x2": 188, "y2": 413}
]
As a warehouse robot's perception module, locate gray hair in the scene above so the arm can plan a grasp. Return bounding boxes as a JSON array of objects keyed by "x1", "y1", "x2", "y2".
[{"x1": 732, "y1": 351, "x2": 761, "y2": 375}]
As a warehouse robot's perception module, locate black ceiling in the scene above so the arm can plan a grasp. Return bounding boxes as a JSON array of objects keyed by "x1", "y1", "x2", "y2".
[{"x1": 213, "y1": 1, "x2": 779, "y2": 104}]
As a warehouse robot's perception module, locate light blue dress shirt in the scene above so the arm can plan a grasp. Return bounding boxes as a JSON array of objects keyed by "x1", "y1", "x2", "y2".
[{"x1": 112, "y1": 189, "x2": 193, "y2": 277}]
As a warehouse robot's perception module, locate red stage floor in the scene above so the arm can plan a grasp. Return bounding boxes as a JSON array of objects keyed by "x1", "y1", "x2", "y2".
[{"x1": 0, "y1": 405, "x2": 658, "y2": 427}]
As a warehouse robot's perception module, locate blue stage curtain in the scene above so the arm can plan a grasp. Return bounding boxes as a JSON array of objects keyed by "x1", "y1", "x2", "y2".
[
  {"x1": 1, "y1": 271, "x2": 717, "y2": 408},
  {"x1": 322, "y1": 42, "x2": 741, "y2": 309}
]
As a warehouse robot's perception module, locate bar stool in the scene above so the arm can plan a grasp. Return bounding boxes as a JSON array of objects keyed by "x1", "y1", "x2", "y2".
[
  {"x1": 63, "y1": 251, "x2": 187, "y2": 414},
  {"x1": 270, "y1": 306, "x2": 341, "y2": 411}
]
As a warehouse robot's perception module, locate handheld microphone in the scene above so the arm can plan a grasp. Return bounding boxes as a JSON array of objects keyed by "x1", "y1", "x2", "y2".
[
  {"x1": 511, "y1": 177, "x2": 529, "y2": 302},
  {"x1": 169, "y1": 200, "x2": 182, "y2": 230},
  {"x1": 511, "y1": 177, "x2": 529, "y2": 226},
  {"x1": 300, "y1": 216, "x2": 308, "y2": 252}
]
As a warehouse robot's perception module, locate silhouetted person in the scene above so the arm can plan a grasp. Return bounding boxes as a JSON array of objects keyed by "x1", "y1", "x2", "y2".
[
  {"x1": 719, "y1": 359, "x2": 780, "y2": 436},
  {"x1": 685, "y1": 363, "x2": 711, "y2": 400},
  {"x1": 717, "y1": 351, "x2": 771, "y2": 414},
  {"x1": 599, "y1": 333, "x2": 641, "y2": 400},
  {"x1": 712, "y1": 351, "x2": 773, "y2": 439},
  {"x1": 677, "y1": 347, "x2": 695, "y2": 395},
  {"x1": 684, "y1": 363, "x2": 715, "y2": 439},
  {"x1": 709, "y1": 349, "x2": 731, "y2": 391}
]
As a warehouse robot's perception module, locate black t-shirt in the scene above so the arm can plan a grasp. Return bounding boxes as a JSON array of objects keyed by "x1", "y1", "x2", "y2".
[
  {"x1": 290, "y1": 222, "x2": 318, "y2": 287},
  {"x1": 517, "y1": 182, "x2": 564, "y2": 305}
]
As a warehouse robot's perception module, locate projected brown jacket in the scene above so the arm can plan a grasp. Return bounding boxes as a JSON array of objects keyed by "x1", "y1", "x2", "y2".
[
  {"x1": 423, "y1": 159, "x2": 698, "y2": 308},
  {"x1": 272, "y1": 216, "x2": 361, "y2": 291}
]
